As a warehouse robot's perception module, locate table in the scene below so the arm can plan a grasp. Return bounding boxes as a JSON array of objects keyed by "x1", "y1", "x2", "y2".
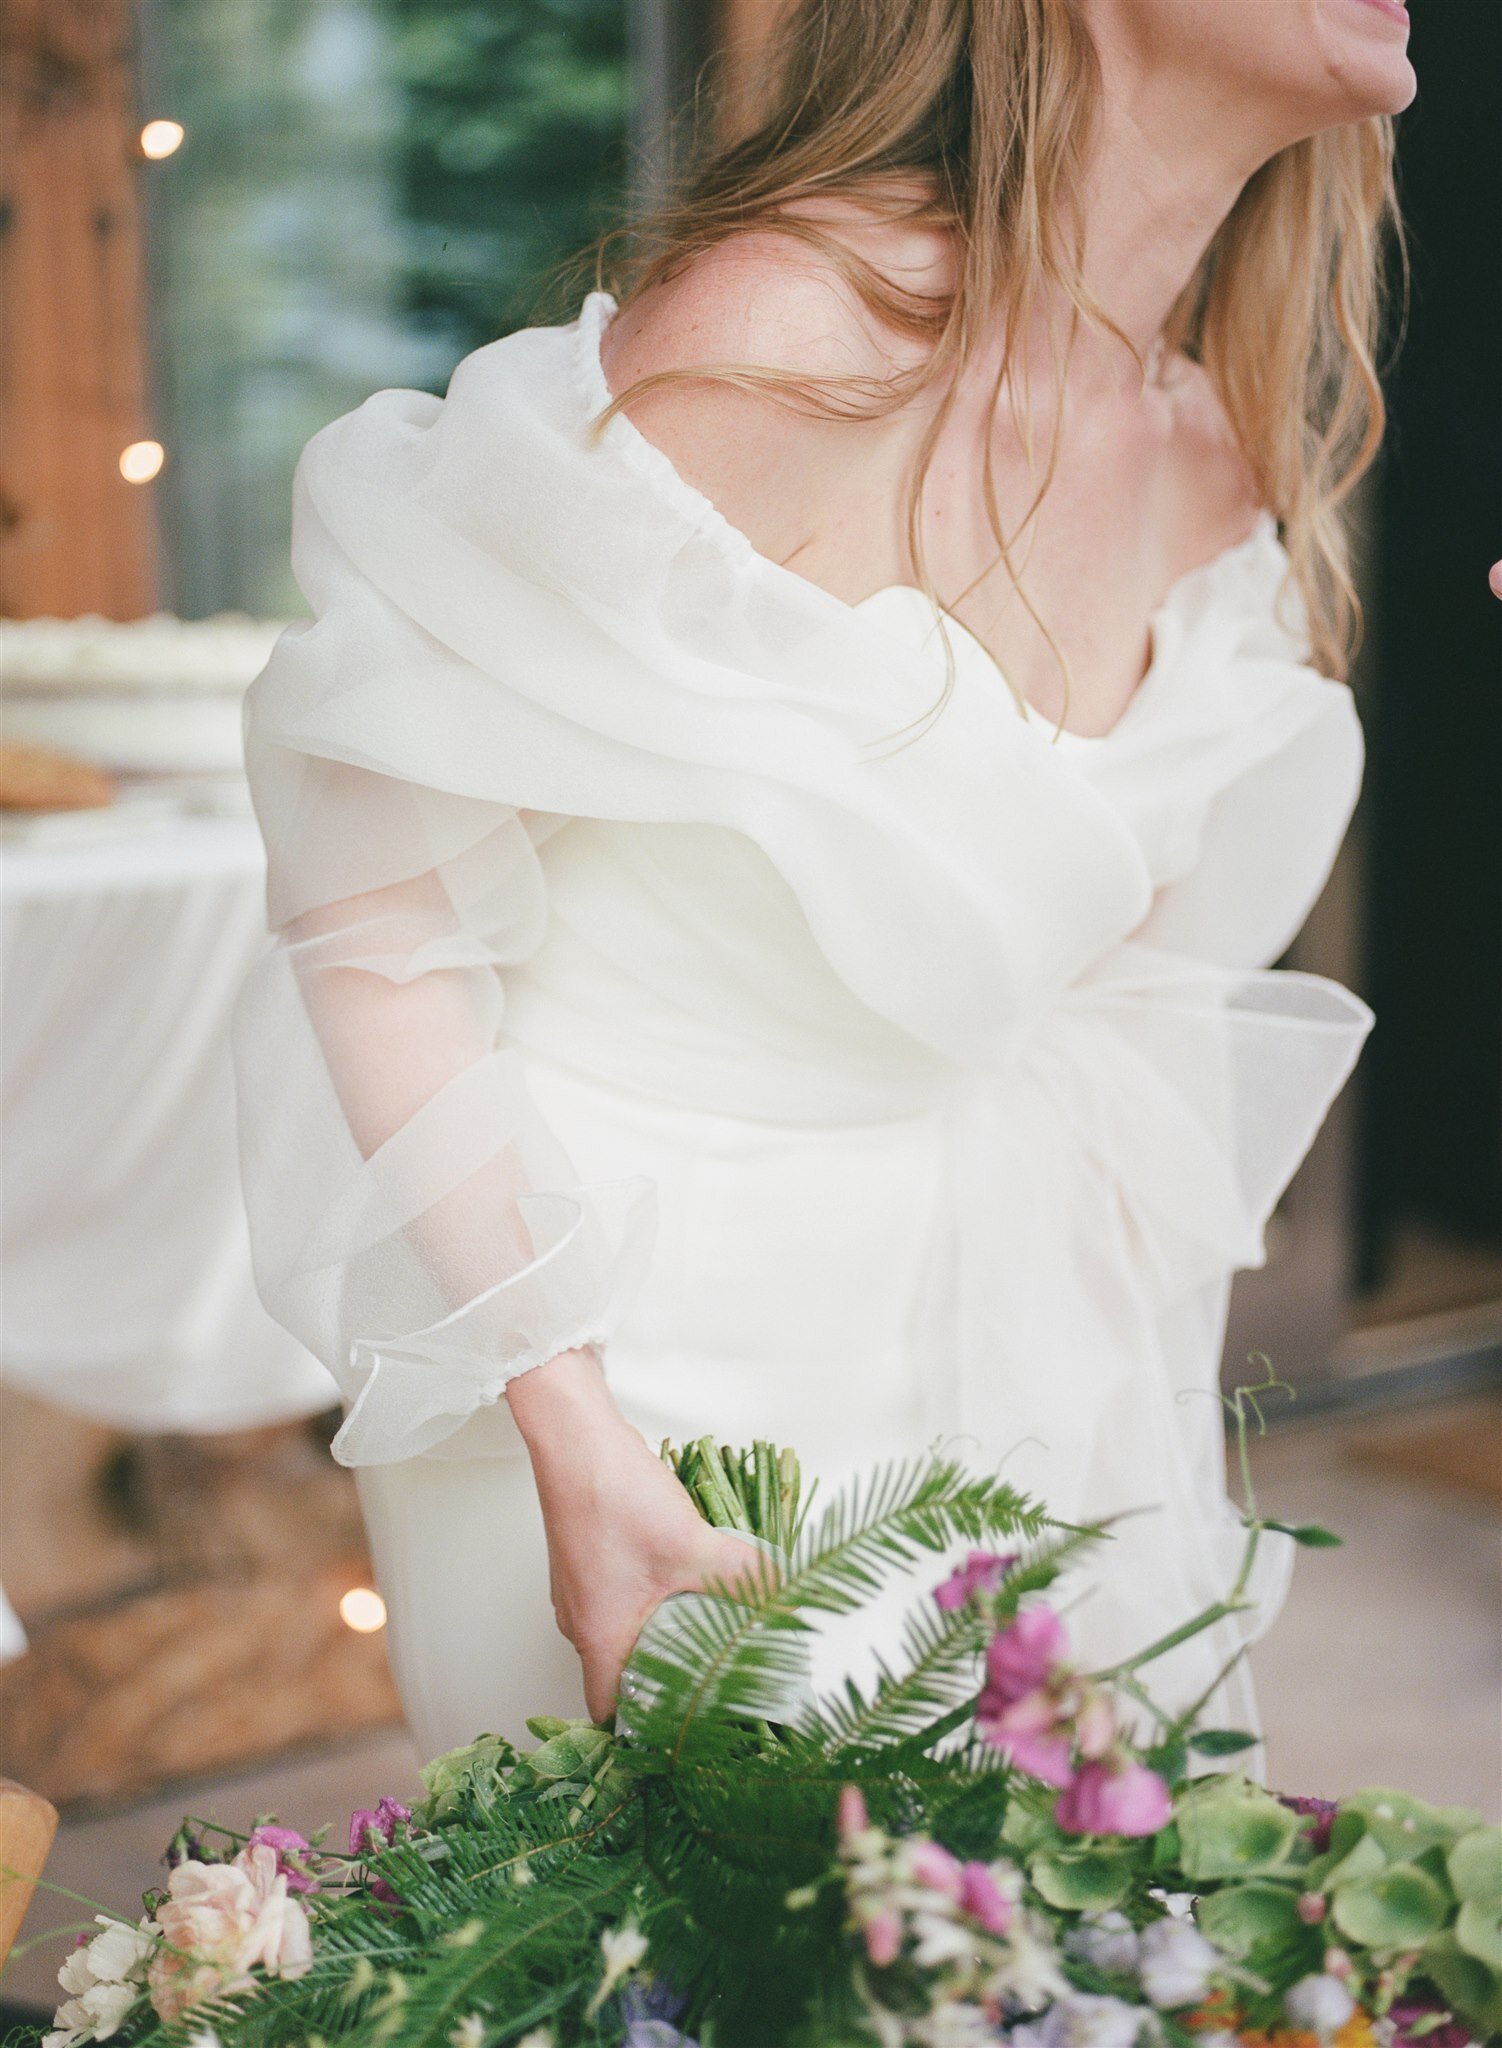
[{"x1": 1, "y1": 812, "x2": 338, "y2": 1651}]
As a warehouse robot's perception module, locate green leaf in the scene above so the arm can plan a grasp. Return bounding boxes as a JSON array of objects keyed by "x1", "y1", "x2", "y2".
[
  {"x1": 1031, "y1": 1850, "x2": 1134, "y2": 1912},
  {"x1": 1318, "y1": 1830, "x2": 1389, "y2": 1893},
  {"x1": 1195, "y1": 1881, "x2": 1306, "y2": 1960},
  {"x1": 1332, "y1": 1862, "x2": 1449, "y2": 1948},
  {"x1": 1175, "y1": 1778, "x2": 1304, "y2": 1881},
  {"x1": 519, "y1": 1724, "x2": 614, "y2": 1784},
  {"x1": 1003, "y1": 1800, "x2": 1061, "y2": 1857},
  {"x1": 1421, "y1": 1930, "x2": 1502, "y2": 2038},
  {"x1": 1147, "y1": 1739, "x2": 1189, "y2": 1785},
  {"x1": 1449, "y1": 1827, "x2": 1502, "y2": 1909},
  {"x1": 1456, "y1": 1898, "x2": 1502, "y2": 1973},
  {"x1": 1345, "y1": 1789, "x2": 1483, "y2": 1860},
  {"x1": 1263, "y1": 1520, "x2": 1343, "y2": 1547},
  {"x1": 1188, "y1": 1730, "x2": 1259, "y2": 1758}
]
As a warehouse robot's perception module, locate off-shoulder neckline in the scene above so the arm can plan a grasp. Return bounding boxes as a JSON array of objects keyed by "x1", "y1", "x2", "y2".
[{"x1": 572, "y1": 287, "x2": 1284, "y2": 748}]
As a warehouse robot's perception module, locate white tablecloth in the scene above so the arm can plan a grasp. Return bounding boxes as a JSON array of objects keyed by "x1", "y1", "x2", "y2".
[{"x1": 1, "y1": 814, "x2": 337, "y2": 1444}]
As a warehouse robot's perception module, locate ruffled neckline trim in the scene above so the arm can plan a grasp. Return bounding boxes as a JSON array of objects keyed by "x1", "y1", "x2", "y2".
[{"x1": 570, "y1": 286, "x2": 1299, "y2": 751}]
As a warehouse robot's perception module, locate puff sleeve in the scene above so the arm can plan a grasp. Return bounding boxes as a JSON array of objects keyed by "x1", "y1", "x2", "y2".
[{"x1": 231, "y1": 491, "x2": 656, "y2": 1471}]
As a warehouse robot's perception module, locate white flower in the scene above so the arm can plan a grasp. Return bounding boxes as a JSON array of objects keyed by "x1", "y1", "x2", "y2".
[
  {"x1": 1285, "y1": 1974, "x2": 1357, "y2": 2038},
  {"x1": 82, "y1": 1919, "x2": 154, "y2": 1987},
  {"x1": 1135, "y1": 1917, "x2": 1221, "y2": 2009},
  {"x1": 48, "y1": 1914, "x2": 157, "y2": 2046},
  {"x1": 988, "y1": 1915, "x2": 1068, "y2": 2013},
  {"x1": 910, "y1": 1908, "x2": 975, "y2": 1970},
  {"x1": 1067, "y1": 1912, "x2": 1141, "y2": 1977},
  {"x1": 1030, "y1": 1994, "x2": 1154, "y2": 2048},
  {"x1": 514, "y1": 2033, "x2": 553, "y2": 2048},
  {"x1": 185, "y1": 2032, "x2": 223, "y2": 2048},
  {"x1": 449, "y1": 2018, "x2": 486, "y2": 2048},
  {"x1": 916, "y1": 1997, "x2": 999, "y2": 2047},
  {"x1": 583, "y1": 1922, "x2": 650, "y2": 2018}
]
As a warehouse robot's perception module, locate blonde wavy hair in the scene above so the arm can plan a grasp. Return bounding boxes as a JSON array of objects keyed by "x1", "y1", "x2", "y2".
[{"x1": 554, "y1": 0, "x2": 1403, "y2": 736}]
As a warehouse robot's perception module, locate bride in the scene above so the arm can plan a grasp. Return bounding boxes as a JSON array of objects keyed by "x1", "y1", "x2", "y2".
[{"x1": 231, "y1": 0, "x2": 1417, "y2": 1760}]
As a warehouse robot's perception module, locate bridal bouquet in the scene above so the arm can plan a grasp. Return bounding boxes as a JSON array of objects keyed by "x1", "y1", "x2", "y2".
[{"x1": 13, "y1": 1385, "x2": 1500, "y2": 2048}]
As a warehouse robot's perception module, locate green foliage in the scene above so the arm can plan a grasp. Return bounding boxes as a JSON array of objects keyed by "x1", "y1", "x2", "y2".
[
  {"x1": 1173, "y1": 1778, "x2": 1304, "y2": 1882},
  {"x1": 21, "y1": 1435, "x2": 1499, "y2": 2048}
]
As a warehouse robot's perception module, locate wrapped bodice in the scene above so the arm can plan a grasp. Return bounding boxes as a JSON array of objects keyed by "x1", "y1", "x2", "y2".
[{"x1": 234, "y1": 286, "x2": 1374, "y2": 1723}]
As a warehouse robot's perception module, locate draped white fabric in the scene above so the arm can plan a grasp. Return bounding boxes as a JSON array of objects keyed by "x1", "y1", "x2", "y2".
[
  {"x1": 1, "y1": 819, "x2": 336, "y2": 1432},
  {"x1": 235, "y1": 287, "x2": 1372, "y2": 1726}
]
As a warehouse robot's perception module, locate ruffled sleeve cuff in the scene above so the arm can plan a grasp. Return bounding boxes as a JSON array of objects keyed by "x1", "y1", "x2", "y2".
[{"x1": 328, "y1": 1171, "x2": 657, "y2": 1466}]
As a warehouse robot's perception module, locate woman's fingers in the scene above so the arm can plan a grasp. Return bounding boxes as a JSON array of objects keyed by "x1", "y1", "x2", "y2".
[{"x1": 1488, "y1": 557, "x2": 1502, "y2": 600}]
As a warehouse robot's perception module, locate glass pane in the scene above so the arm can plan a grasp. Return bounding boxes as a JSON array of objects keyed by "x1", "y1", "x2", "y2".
[{"x1": 140, "y1": 0, "x2": 630, "y2": 618}]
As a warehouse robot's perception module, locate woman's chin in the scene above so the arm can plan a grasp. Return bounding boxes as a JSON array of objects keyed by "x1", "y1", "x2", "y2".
[{"x1": 1319, "y1": 0, "x2": 1418, "y2": 116}]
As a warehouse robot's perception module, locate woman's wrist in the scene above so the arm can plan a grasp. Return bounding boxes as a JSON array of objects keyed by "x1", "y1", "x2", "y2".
[{"x1": 504, "y1": 1343, "x2": 626, "y2": 1464}]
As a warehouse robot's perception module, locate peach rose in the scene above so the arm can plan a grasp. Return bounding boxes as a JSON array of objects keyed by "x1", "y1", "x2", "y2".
[{"x1": 147, "y1": 1845, "x2": 312, "y2": 2024}]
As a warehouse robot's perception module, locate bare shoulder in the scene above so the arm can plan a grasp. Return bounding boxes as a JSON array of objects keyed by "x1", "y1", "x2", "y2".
[
  {"x1": 595, "y1": 200, "x2": 950, "y2": 562},
  {"x1": 1160, "y1": 353, "x2": 1268, "y2": 566}
]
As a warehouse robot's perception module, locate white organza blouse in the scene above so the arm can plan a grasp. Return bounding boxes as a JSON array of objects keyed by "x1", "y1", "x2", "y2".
[{"x1": 233, "y1": 288, "x2": 1372, "y2": 1718}]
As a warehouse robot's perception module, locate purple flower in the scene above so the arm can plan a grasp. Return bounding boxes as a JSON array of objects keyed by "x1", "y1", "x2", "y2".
[
  {"x1": 934, "y1": 1550, "x2": 1019, "y2": 1611},
  {"x1": 1280, "y1": 1795, "x2": 1339, "y2": 1855},
  {"x1": 246, "y1": 1823, "x2": 317, "y2": 1895},
  {"x1": 621, "y1": 1975, "x2": 698, "y2": 2046},
  {"x1": 348, "y1": 1794, "x2": 412, "y2": 1857},
  {"x1": 1056, "y1": 1760, "x2": 1172, "y2": 1838},
  {"x1": 985, "y1": 1606, "x2": 1070, "y2": 1705},
  {"x1": 1388, "y1": 1999, "x2": 1472, "y2": 2048}
]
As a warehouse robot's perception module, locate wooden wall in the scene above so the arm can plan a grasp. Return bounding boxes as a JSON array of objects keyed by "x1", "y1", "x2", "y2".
[{"x1": 0, "y1": 0, "x2": 159, "y2": 620}]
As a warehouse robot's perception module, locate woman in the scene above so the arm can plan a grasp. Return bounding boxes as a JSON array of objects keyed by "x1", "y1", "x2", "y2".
[{"x1": 233, "y1": 0, "x2": 1417, "y2": 1759}]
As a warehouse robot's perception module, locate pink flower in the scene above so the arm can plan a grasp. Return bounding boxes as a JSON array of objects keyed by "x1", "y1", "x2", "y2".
[
  {"x1": 837, "y1": 1784, "x2": 870, "y2": 1842},
  {"x1": 245, "y1": 1824, "x2": 316, "y2": 1895},
  {"x1": 1074, "y1": 1690, "x2": 1117, "y2": 1761},
  {"x1": 934, "y1": 1551, "x2": 1018, "y2": 1612},
  {"x1": 147, "y1": 1845, "x2": 311, "y2": 2024},
  {"x1": 959, "y1": 1861, "x2": 1015, "y2": 1936},
  {"x1": 904, "y1": 1839, "x2": 964, "y2": 1900},
  {"x1": 1297, "y1": 1893, "x2": 1328, "y2": 1925},
  {"x1": 977, "y1": 1684, "x2": 1077, "y2": 1788},
  {"x1": 348, "y1": 1795, "x2": 411, "y2": 1858},
  {"x1": 985, "y1": 1606, "x2": 1069, "y2": 1705},
  {"x1": 864, "y1": 1906, "x2": 903, "y2": 1968},
  {"x1": 1056, "y1": 1760, "x2": 1172, "y2": 1838},
  {"x1": 989, "y1": 1724, "x2": 1078, "y2": 1788}
]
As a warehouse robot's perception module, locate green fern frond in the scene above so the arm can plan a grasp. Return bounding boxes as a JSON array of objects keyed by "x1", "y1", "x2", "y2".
[{"x1": 618, "y1": 1451, "x2": 1053, "y2": 1763}]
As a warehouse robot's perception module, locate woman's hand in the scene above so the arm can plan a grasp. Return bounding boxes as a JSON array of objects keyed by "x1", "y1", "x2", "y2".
[
  {"x1": 506, "y1": 1348, "x2": 778, "y2": 1723},
  {"x1": 1489, "y1": 558, "x2": 1502, "y2": 600}
]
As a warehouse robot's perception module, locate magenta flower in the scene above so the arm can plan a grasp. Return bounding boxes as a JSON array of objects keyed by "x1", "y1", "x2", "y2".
[
  {"x1": 989, "y1": 1723, "x2": 1078, "y2": 1789},
  {"x1": 984, "y1": 1606, "x2": 1069, "y2": 1706},
  {"x1": 1388, "y1": 2000, "x2": 1472, "y2": 2048},
  {"x1": 245, "y1": 1824, "x2": 317, "y2": 1895},
  {"x1": 934, "y1": 1550, "x2": 1019, "y2": 1612},
  {"x1": 1279, "y1": 1795, "x2": 1338, "y2": 1854},
  {"x1": 905, "y1": 1839, "x2": 964, "y2": 1900},
  {"x1": 348, "y1": 1795, "x2": 412, "y2": 1858},
  {"x1": 1056, "y1": 1759, "x2": 1172, "y2": 1838},
  {"x1": 959, "y1": 1861, "x2": 1015, "y2": 1936}
]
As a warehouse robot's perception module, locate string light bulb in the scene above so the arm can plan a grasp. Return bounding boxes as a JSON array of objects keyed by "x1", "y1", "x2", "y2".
[
  {"x1": 119, "y1": 440, "x2": 165, "y2": 483},
  {"x1": 139, "y1": 120, "x2": 185, "y2": 161},
  {"x1": 339, "y1": 1586, "x2": 388, "y2": 1634}
]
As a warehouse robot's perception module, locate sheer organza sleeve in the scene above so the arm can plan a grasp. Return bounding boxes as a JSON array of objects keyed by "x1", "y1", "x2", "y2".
[{"x1": 232, "y1": 661, "x2": 656, "y2": 1470}]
